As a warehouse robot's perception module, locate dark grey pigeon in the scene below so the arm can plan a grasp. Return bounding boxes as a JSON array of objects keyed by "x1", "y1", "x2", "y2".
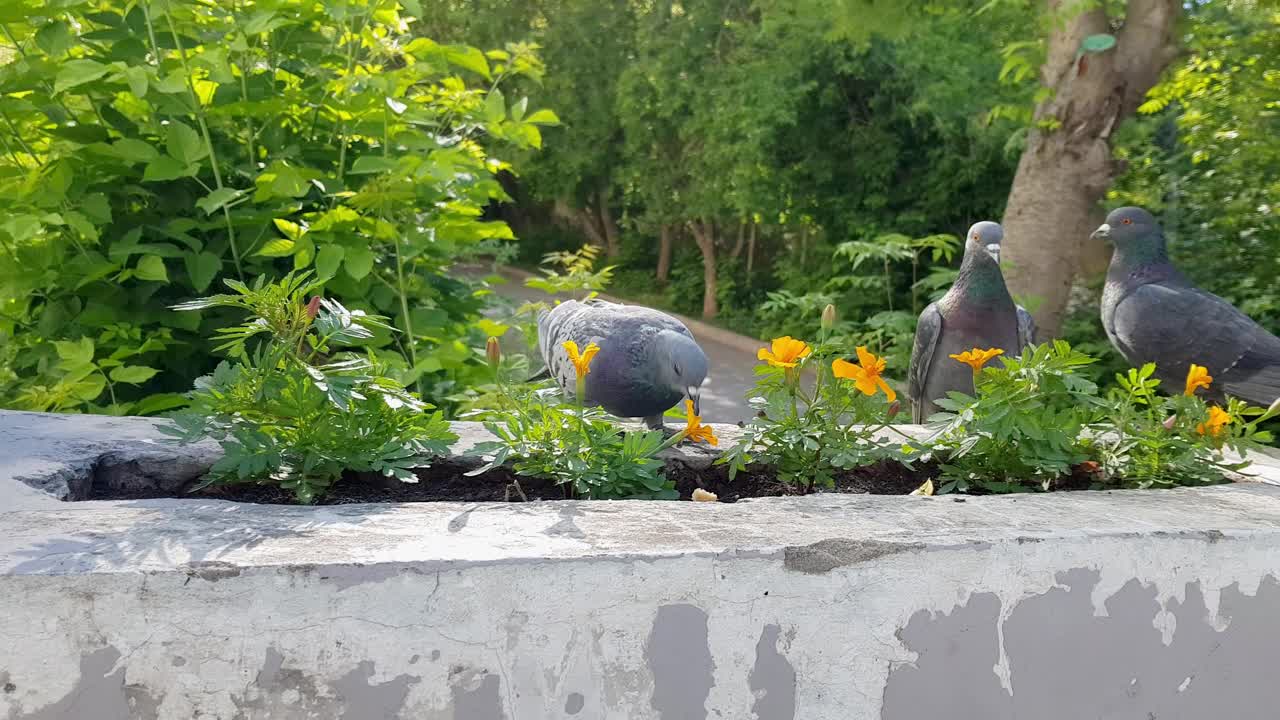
[
  {"x1": 908, "y1": 221, "x2": 1031, "y2": 423},
  {"x1": 1097, "y1": 206, "x2": 1280, "y2": 406},
  {"x1": 537, "y1": 299, "x2": 709, "y2": 429}
]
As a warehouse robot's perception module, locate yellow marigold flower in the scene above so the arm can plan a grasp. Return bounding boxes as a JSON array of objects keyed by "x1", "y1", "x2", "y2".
[
  {"x1": 1196, "y1": 406, "x2": 1231, "y2": 438},
  {"x1": 563, "y1": 340, "x2": 599, "y2": 378},
  {"x1": 757, "y1": 336, "x2": 811, "y2": 368},
  {"x1": 683, "y1": 398, "x2": 718, "y2": 446},
  {"x1": 831, "y1": 346, "x2": 897, "y2": 402},
  {"x1": 1185, "y1": 364, "x2": 1213, "y2": 396},
  {"x1": 949, "y1": 347, "x2": 1005, "y2": 375}
]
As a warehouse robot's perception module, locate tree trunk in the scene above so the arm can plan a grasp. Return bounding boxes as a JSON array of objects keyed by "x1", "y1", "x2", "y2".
[
  {"x1": 688, "y1": 220, "x2": 718, "y2": 320},
  {"x1": 1001, "y1": 0, "x2": 1180, "y2": 339},
  {"x1": 656, "y1": 224, "x2": 674, "y2": 283},
  {"x1": 746, "y1": 223, "x2": 756, "y2": 277},
  {"x1": 551, "y1": 192, "x2": 621, "y2": 258},
  {"x1": 552, "y1": 199, "x2": 607, "y2": 250},
  {"x1": 731, "y1": 219, "x2": 747, "y2": 259},
  {"x1": 597, "y1": 190, "x2": 621, "y2": 259}
]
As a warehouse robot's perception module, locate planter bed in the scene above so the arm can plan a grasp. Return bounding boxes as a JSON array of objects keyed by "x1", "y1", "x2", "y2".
[{"x1": 4, "y1": 411, "x2": 1166, "y2": 506}]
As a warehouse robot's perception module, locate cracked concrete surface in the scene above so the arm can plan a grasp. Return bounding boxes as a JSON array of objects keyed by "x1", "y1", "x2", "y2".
[{"x1": 7, "y1": 410, "x2": 1280, "y2": 718}]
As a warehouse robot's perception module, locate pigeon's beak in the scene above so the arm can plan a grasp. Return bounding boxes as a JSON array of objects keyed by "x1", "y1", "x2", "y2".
[
  {"x1": 688, "y1": 388, "x2": 701, "y2": 416},
  {"x1": 984, "y1": 243, "x2": 1000, "y2": 264},
  {"x1": 1091, "y1": 223, "x2": 1111, "y2": 241}
]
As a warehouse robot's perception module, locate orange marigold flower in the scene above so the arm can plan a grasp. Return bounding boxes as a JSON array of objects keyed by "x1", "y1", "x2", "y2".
[
  {"x1": 563, "y1": 340, "x2": 600, "y2": 378},
  {"x1": 949, "y1": 347, "x2": 1005, "y2": 375},
  {"x1": 683, "y1": 398, "x2": 718, "y2": 446},
  {"x1": 1196, "y1": 406, "x2": 1231, "y2": 438},
  {"x1": 757, "y1": 336, "x2": 811, "y2": 368},
  {"x1": 832, "y1": 346, "x2": 897, "y2": 402},
  {"x1": 1184, "y1": 364, "x2": 1213, "y2": 396}
]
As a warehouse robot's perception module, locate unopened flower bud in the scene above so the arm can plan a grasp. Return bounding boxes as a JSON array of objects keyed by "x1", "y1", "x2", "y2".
[
  {"x1": 821, "y1": 304, "x2": 837, "y2": 330},
  {"x1": 1261, "y1": 398, "x2": 1280, "y2": 423},
  {"x1": 305, "y1": 296, "x2": 322, "y2": 320},
  {"x1": 691, "y1": 488, "x2": 719, "y2": 502},
  {"x1": 1162, "y1": 414, "x2": 1177, "y2": 430},
  {"x1": 887, "y1": 399, "x2": 901, "y2": 420},
  {"x1": 485, "y1": 336, "x2": 501, "y2": 368}
]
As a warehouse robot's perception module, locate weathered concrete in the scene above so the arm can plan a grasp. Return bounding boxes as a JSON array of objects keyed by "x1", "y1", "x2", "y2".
[{"x1": 6, "y1": 410, "x2": 1280, "y2": 718}]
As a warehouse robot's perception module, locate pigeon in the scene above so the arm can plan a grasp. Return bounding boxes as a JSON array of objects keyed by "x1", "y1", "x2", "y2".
[
  {"x1": 908, "y1": 221, "x2": 1032, "y2": 422},
  {"x1": 537, "y1": 299, "x2": 709, "y2": 429},
  {"x1": 1096, "y1": 206, "x2": 1280, "y2": 406}
]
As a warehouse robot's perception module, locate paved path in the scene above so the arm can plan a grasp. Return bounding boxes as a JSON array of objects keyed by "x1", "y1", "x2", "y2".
[{"x1": 457, "y1": 265, "x2": 762, "y2": 424}]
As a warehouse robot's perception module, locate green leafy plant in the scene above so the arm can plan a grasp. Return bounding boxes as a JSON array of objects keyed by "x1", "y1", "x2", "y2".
[
  {"x1": 524, "y1": 244, "x2": 615, "y2": 299},
  {"x1": 1094, "y1": 363, "x2": 1277, "y2": 488},
  {"x1": 924, "y1": 341, "x2": 1102, "y2": 493},
  {"x1": 923, "y1": 342, "x2": 1278, "y2": 493},
  {"x1": 0, "y1": 0, "x2": 554, "y2": 416},
  {"x1": 721, "y1": 310, "x2": 906, "y2": 491},
  {"x1": 163, "y1": 273, "x2": 456, "y2": 503}
]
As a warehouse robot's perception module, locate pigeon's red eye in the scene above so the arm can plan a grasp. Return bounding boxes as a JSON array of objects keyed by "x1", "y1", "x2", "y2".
[
  {"x1": 1122, "y1": 218, "x2": 1133, "y2": 225},
  {"x1": 970, "y1": 234, "x2": 978, "y2": 240}
]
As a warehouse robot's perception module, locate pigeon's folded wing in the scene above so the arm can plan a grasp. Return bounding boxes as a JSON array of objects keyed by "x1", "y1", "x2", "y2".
[
  {"x1": 908, "y1": 303, "x2": 943, "y2": 423},
  {"x1": 1112, "y1": 282, "x2": 1280, "y2": 404},
  {"x1": 1016, "y1": 305, "x2": 1037, "y2": 352}
]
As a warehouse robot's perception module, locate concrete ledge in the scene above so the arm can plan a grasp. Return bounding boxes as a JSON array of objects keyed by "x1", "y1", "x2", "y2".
[{"x1": 7, "y1": 410, "x2": 1280, "y2": 718}]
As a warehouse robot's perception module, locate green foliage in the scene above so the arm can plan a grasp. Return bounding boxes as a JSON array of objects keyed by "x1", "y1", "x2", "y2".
[
  {"x1": 467, "y1": 392, "x2": 677, "y2": 500},
  {"x1": 0, "y1": 0, "x2": 551, "y2": 416},
  {"x1": 925, "y1": 341, "x2": 1101, "y2": 492},
  {"x1": 463, "y1": 355, "x2": 683, "y2": 499},
  {"x1": 721, "y1": 330, "x2": 905, "y2": 491},
  {"x1": 756, "y1": 232, "x2": 960, "y2": 375},
  {"x1": 523, "y1": 244, "x2": 615, "y2": 299},
  {"x1": 1095, "y1": 363, "x2": 1274, "y2": 488},
  {"x1": 923, "y1": 341, "x2": 1275, "y2": 493},
  {"x1": 163, "y1": 273, "x2": 457, "y2": 504}
]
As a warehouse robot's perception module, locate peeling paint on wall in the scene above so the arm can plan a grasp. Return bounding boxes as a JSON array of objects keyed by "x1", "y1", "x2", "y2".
[
  {"x1": 449, "y1": 666, "x2": 504, "y2": 720},
  {"x1": 329, "y1": 660, "x2": 418, "y2": 719},
  {"x1": 749, "y1": 625, "x2": 796, "y2": 720},
  {"x1": 17, "y1": 647, "x2": 160, "y2": 720},
  {"x1": 882, "y1": 570, "x2": 1280, "y2": 719},
  {"x1": 646, "y1": 604, "x2": 715, "y2": 720}
]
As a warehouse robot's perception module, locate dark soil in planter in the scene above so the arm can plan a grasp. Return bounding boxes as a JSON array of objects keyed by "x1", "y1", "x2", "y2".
[{"x1": 90, "y1": 458, "x2": 947, "y2": 505}]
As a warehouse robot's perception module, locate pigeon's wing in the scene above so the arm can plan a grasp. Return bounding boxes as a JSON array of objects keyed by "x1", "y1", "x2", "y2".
[
  {"x1": 607, "y1": 302, "x2": 696, "y2": 339},
  {"x1": 1016, "y1": 305, "x2": 1037, "y2": 352},
  {"x1": 1112, "y1": 282, "x2": 1280, "y2": 405},
  {"x1": 908, "y1": 303, "x2": 943, "y2": 423}
]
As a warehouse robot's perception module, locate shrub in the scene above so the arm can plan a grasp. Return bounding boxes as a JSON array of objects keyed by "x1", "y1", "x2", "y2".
[
  {"x1": 0, "y1": 0, "x2": 555, "y2": 415},
  {"x1": 163, "y1": 273, "x2": 456, "y2": 504},
  {"x1": 720, "y1": 313, "x2": 907, "y2": 491},
  {"x1": 924, "y1": 341, "x2": 1277, "y2": 493},
  {"x1": 925, "y1": 341, "x2": 1102, "y2": 492}
]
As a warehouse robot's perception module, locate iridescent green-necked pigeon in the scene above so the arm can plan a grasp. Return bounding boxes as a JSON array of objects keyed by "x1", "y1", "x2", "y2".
[
  {"x1": 537, "y1": 299, "x2": 708, "y2": 429},
  {"x1": 908, "y1": 221, "x2": 1034, "y2": 422},
  {"x1": 1096, "y1": 206, "x2": 1280, "y2": 406}
]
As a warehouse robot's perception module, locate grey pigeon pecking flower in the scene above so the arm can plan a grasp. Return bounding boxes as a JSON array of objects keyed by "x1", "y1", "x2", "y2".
[
  {"x1": 537, "y1": 299, "x2": 709, "y2": 429},
  {"x1": 1096, "y1": 206, "x2": 1280, "y2": 406},
  {"x1": 908, "y1": 221, "x2": 1033, "y2": 422}
]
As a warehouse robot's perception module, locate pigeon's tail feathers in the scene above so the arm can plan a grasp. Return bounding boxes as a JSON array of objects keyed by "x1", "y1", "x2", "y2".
[
  {"x1": 1223, "y1": 345, "x2": 1280, "y2": 407},
  {"x1": 525, "y1": 366, "x2": 552, "y2": 383}
]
